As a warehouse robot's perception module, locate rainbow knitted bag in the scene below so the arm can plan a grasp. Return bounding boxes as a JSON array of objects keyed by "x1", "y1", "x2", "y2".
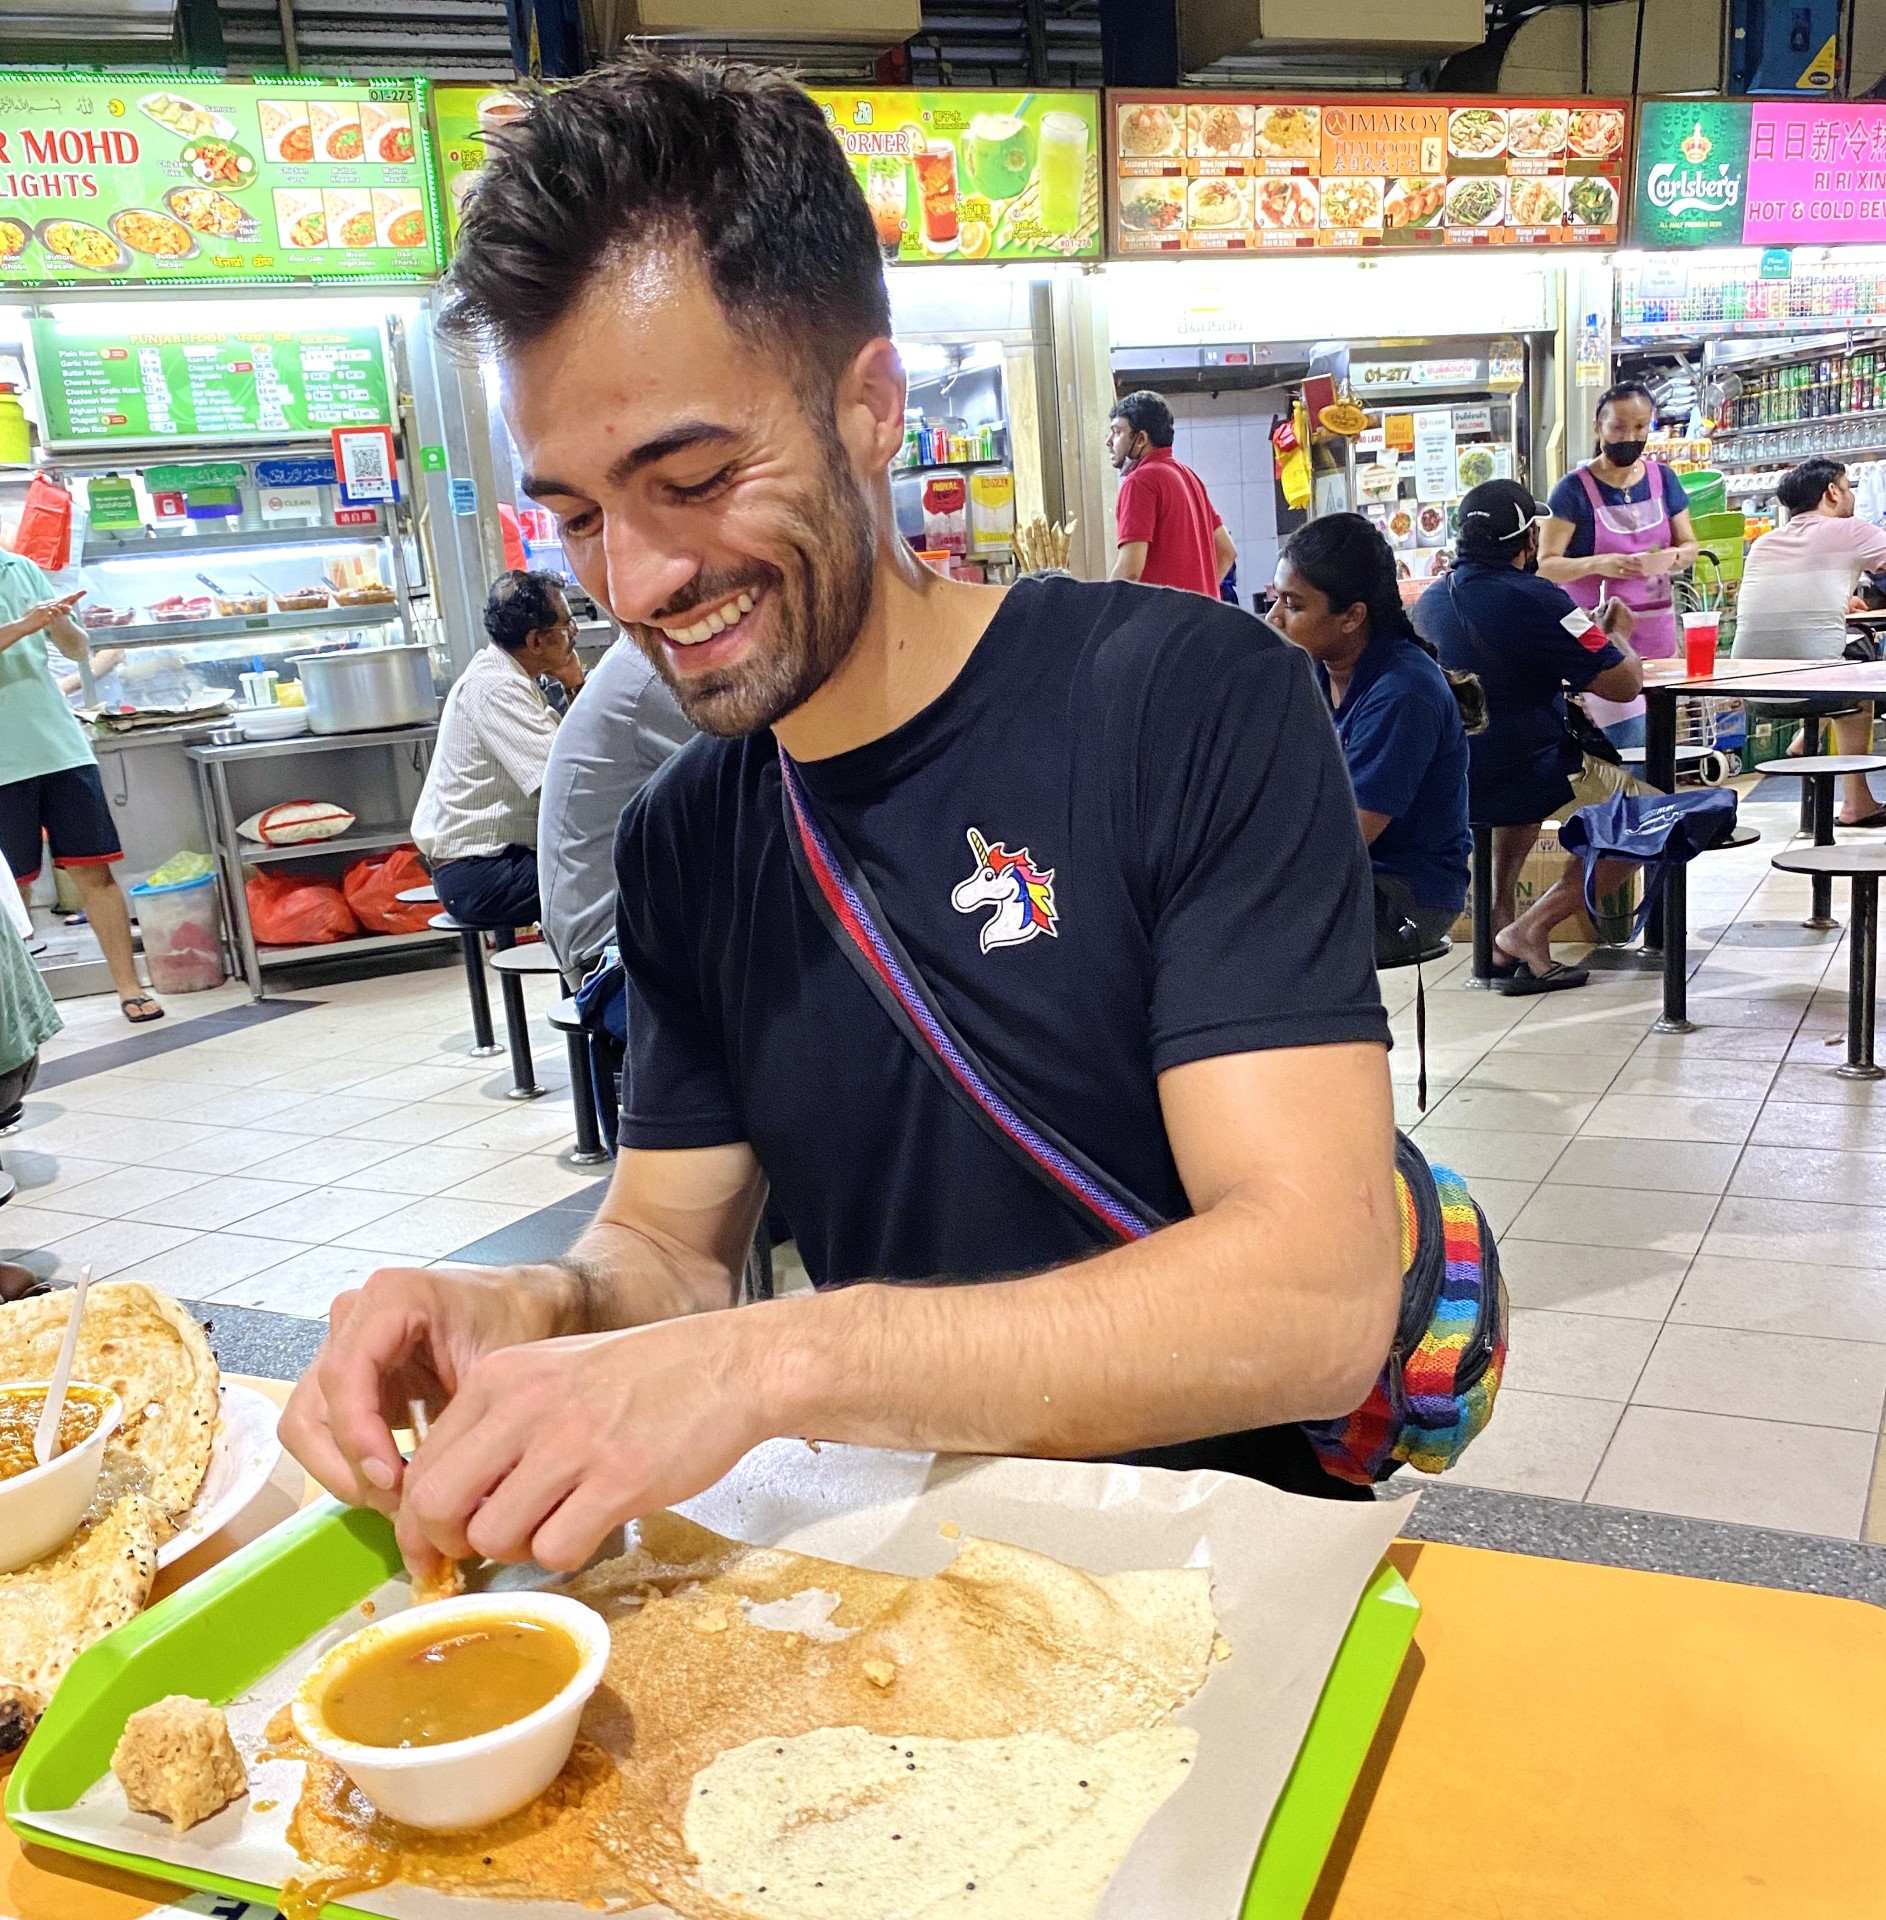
[
  {"x1": 1300, "y1": 1132, "x2": 1508, "y2": 1485},
  {"x1": 778, "y1": 747, "x2": 1507, "y2": 1488}
]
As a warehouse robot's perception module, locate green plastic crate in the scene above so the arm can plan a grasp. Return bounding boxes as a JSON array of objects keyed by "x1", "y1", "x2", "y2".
[{"x1": 5, "y1": 1502, "x2": 1419, "y2": 1920}]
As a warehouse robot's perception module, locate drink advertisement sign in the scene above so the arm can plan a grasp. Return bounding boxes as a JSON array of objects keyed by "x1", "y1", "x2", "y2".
[
  {"x1": 430, "y1": 84, "x2": 528, "y2": 249},
  {"x1": 0, "y1": 73, "x2": 442, "y2": 286},
  {"x1": 808, "y1": 90, "x2": 1102, "y2": 264},
  {"x1": 1631, "y1": 100, "x2": 1751, "y2": 247},
  {"x1": 1109, "y1": 92, "x2": 1627, "y2": 256},
  {"x1": 1745, "y1": 103, "x2": 1886, "y2": 245},
  {"x1": 1632, "y1": 98, "x2": 1886, "y2": 247}
]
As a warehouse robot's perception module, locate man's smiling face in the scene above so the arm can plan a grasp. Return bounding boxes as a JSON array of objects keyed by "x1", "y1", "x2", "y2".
[{"x1": 504, "y1": 248, "x2": 879, "y2": 737}]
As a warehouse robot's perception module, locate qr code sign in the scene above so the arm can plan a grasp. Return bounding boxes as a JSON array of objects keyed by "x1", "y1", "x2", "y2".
[{"x1": 334, "y1": 427, "x2": 396, "y2": 502}]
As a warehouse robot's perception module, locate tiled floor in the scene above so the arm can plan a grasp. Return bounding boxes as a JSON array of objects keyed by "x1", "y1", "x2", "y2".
[
  {"x1": 1385, "y1": 795, "x2": 1886, "y2": 1545},
  {"x1": 5, "y1": 789, "x2": 1886, "y2": 1553}
]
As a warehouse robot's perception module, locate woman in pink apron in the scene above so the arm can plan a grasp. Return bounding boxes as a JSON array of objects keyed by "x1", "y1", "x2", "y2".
[{"x1": 1538, "y1": 381, "x2": 1698, "y2": 740}]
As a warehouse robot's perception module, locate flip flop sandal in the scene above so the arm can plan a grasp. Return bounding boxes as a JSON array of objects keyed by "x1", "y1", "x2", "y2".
[
  {"x1": 1838, "y1": 805, "x2": 1886, "y2": 829},
  {"x1": 120, "y1": 994, "x2": 166, "y2": 1025},
  {"x1": 1495, "y1": 961, "x2": 1591, "y2": 997}
]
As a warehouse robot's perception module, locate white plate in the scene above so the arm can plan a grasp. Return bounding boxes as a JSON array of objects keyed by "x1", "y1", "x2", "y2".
[{"x1": 155, "y1": 1380, "x2": 285, "y2": 1569}]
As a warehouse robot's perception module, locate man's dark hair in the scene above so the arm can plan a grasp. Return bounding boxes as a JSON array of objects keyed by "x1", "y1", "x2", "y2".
[
  {"x1": 1778, "y1": 455, "x2": 1847, "y2": 515},
  {"x1": 1110, "y1": 390, "x2": 1175, "y2": 449},
  {"x1": 436, "y1": 57, "x2": 890, "y2": 391},
  {"x1": 483, "y1": 569, "x2": 566, "y2": 653}
]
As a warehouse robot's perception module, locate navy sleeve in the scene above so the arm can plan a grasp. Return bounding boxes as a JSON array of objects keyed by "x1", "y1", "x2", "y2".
[
  {"x1": 1136, "y1": 629, "x2": 1388, "y2": 1072},
  {"x1": 612, "y1": 764, "x2": 745, "y2": 1150},
  {"x1": 1659, "y1": 462, "x2": 1691, "y2": 519},
  {"x1": 1342, "y1": 672, "x2": 1446, "y2": 820},
  {"x1": 1518, "y1": 574, "x2": 1625, "y2": 692},
  {"x1": 1546, "y1": 472, "x2": 1597, "y2": 561}
]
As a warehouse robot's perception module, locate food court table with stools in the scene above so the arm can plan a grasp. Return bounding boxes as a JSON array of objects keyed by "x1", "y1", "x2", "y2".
[
  {"x1": 1643, "y1": 655, "x2": 1886, "y2": 1031},
  {"x1": 4, "y1": 1376, "x2": 1883, "y2": 1919}
]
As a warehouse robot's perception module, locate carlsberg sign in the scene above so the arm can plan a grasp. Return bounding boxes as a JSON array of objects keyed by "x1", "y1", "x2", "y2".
[{"x1": 1633, "y1": 101, "x2": 1752, "y2": 246}]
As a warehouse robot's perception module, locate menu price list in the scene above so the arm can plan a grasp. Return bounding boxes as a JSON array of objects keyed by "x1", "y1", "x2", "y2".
[
  {"x1": 1110, "y1": 95, "x2": 1627, "y2": 256},
  {"x1": 31, "y1": 322, "x2": 390, "y2": 445}
]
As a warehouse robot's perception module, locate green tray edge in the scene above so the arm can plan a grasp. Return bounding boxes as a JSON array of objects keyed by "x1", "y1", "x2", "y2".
[
  {"x1": 10, "y1": 1515, "x2": 1416, "y2": 1920},
  {"x1": 1239, "y1": 1560, "x2": 1420, "y2": 1920},
  {"x1": 7, "y1": 1496, "x2": 403, "y2": 1920}
]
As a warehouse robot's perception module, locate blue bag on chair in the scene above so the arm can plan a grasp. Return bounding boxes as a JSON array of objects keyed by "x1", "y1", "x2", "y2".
[{"x1": 1559, "y1": 787, "x2": 1739, "y2": 937}]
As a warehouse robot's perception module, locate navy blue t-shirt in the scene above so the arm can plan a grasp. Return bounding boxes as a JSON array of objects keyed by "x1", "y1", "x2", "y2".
[
  {"x1": 613, "y1": 576, "x2": 1388, "y2": 1288},
  {"x1": 1547, "y1": 462, "x2": 1689, "y2": 560},
  {"x1": 1414, "y1": 563, "x2": 1624, "y2": 828},
  {"x1": 1316, "y1": 632, "x2": 1471, "y2": 914}
]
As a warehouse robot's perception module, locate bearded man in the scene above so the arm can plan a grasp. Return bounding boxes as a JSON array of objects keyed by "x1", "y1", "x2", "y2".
[{"x1": 282, "y1": 58, "x2": 1401, "y2": 1577}]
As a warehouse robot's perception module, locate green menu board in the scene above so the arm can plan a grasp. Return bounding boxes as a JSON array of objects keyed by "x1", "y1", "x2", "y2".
[
  {"x1": 28, "y1": 318, "x2": 391, "y2": 447},
  {"x1": 0, "y1": 72, "x2": 442, "y2": 286}
]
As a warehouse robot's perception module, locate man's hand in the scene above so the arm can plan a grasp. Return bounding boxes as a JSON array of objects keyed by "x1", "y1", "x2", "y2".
[
  {"x1": 279, "y1": 1262, "x2": 580, "y2": 1513},
  {"x1": 396, "y1": 1314, "x2": 767, "y2": 1575},
  {"x1": 0, "y1": 591, "x2": 84, "y2": 650}
]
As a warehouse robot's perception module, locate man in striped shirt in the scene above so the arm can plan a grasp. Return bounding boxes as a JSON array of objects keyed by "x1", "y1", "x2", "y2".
[{"x1": 413, "y1": 570, "x2": 586, "y2": 928}]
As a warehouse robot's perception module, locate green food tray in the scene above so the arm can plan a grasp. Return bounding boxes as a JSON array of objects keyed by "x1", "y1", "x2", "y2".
[{"x1": 5, "y1": 1501, "x2": 1419, "y2": 1920}]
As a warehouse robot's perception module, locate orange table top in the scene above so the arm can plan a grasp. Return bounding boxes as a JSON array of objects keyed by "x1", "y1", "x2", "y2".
[{"x1": 6, "y1": 1382, "x2": 1884, "y2": 1919}]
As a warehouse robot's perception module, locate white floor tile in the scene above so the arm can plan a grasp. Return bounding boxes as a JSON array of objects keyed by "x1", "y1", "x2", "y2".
[
  {"x1": 1503, "y1": 1309, "x2": 1658, "y2": 1401},
  {"x1": 208, "y1": 1244, "x2": 412, "y2": 1317},
  {"x1": 245, "y1": 1093, "x2": 406, "y2": 1136},
  {"x1": 1671, "y1": 1253, "x2": 1886, "y2": 1345},
  {"x1": 1460, "y1": 1053, "x2": 1625, "y2": 1095},
  {"x1": 443, "y1": 1104, "x2": 582, "y2": 1154},
  {"x1": 1398, "y1": 1127, "x2": 1566, "y2": 1183},
  {"x1": 1581, "y1": 1092, "x2": 1760, "y2": 1146},
  {"x1": 341, "y1": 1104, "x2": 484, "y2": 1146},
  {"x1": 1412, "y1": 1086, "x2": 1598, "y2": 1136},
  {"x1": 128, "y1": 1174, "x2": 313, "y2": 1232},
  {"x1": 143, "y1": 1129, "x2": 306, "y2": 1176},
  {"x1": 240, "y1": 1137, "x2": 402, "y2": 1186},
  {"x1": 1507, "y1": 1183, "x2": 1718, "y2": 1257},
  {"x1": 1587, "y1": 1404, "x2": 1873, "y2": 1538},
  {"x1": 1545, "y1": 1137, "x2": 1740, "y2": 1196},
  {"x1": 1769, "y1": 1062, "x2": 1886, "y2": 1106},
  {"x1": 1496, "y1": 1240, "x2": 1692, "y2": 1321},
  {"x1": 1701, "y1": 1195, "x2": 1886, "y2": 1270},
  {"x1": 1634, "y1": 1322, "x2": 1886, "y2": 1432},
  {"x1": 232, "y1": 1185, "x2": 411, "y2": 1245},
  {"x1": 331, "y1": 1196, "x2": 537, "y2": 1260},
  {"x1": 1608, "y1": 1056, "x2": 1780, "y2": 1100},
  {"x1": 332, "y1": 1144, "x2": 521, "y2": 1197},
  {"x1": 1441, "y1": 1388, "x2": 1624, "y2": 1500},
  {"x1": 440, "y1": 1157, "x2": 606, "y2": 1207},
  {"x1": 40, "y1": 1217, "x2": 199, "y2": 1279},
  {"x1": 41, "y1": 1164, "x2": 210, "y2": 1220},
  {"x1": 118, "y1": 1232, "x2": 306, "y2": 1297},
  {"x1": 1750, "y1": 1100, "x2": 1886, "y2": 1150},
  {"x1": 0, "y1": 1204, "x2": 102, "y2": 1254},
  {"x1": 1729, "y1": 1146, "x2": 1886, "y2": 1208}
]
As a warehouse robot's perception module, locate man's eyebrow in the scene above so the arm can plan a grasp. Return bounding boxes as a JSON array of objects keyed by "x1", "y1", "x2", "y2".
[{"x1": 521, "y1": 422, "x2": 737, "y2": 505}]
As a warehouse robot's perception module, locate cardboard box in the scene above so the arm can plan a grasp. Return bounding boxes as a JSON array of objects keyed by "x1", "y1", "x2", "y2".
[{"x1": 1455, "y1": 823, "x2": 1641, "y2": 948}]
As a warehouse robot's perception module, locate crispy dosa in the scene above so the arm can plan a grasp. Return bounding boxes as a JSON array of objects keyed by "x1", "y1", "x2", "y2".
[{"x1": 284, "y1": 1512, "x2": 1218, "y2": 1920}]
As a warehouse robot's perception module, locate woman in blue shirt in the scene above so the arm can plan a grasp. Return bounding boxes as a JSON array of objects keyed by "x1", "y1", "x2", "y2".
[{"x1": 1270, "y1": 513, "x2": 1478, "y2": 964}]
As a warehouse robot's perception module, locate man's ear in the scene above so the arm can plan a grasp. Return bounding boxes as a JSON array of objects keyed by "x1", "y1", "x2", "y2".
[{"x1": 834, "y1": 336, "x2": 908, "y2": 476}]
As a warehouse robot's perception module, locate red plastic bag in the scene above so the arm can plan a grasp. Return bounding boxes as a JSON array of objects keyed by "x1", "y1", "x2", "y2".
[
  {"x1": 12, "y1": 473, "x2": 72, "y2": 570},
  {"x1": 342, "y1": 845, "x2": 436, "y2": 934},
  {"x1": 246, "y1": 871, "x2": 360, "y2": 947}
]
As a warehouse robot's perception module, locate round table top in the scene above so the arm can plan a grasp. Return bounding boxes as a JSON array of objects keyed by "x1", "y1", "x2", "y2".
[
  {"x1": 1753, "y1": 755, "x2": 1886, "y2": 777},
  {"x1": 1771, "y1": 843, "x2": 1886, "y2": 876}
]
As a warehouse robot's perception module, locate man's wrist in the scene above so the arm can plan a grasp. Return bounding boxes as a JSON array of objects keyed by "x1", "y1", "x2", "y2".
[
  {"x1": 514, "y1": 1260, "x2": 591, "y2": 1338},
  {"x1": 723, "y1": 1286, "x2": 845, "y2": 1445}
]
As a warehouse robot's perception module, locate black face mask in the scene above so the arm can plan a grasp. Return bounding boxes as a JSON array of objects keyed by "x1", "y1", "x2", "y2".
[{"x1": 1600, "y1": 438, "x2": 1647, "y2": 468}]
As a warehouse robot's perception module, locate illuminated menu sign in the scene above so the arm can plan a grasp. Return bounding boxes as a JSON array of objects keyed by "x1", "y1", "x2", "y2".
[
  {"x1": 810, "y1": 89, "x2": 1102, "y2": 264},
  {"x1": 0, "y1": 72, "x2": 442, "y2": 286},
  {"x1": 28, "y1": 318, "x2": 392, "y2": 446},
  {"x1": 1109, "y1": 93, "x2": 1627, "y2": 255},
  {"x1": 1634, "y1": 98, "x2": 1886, "y2": 248}
]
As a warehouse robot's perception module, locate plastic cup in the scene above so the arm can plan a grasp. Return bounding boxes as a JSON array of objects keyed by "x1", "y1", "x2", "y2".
[{"x1": 1682, "y1": 610, "x2": 1720, "y2": 676}]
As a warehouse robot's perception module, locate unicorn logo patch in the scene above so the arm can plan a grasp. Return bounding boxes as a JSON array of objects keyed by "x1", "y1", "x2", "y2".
[{"x1": 951, "y1": 828, "x2": 1058, "y2": 953}]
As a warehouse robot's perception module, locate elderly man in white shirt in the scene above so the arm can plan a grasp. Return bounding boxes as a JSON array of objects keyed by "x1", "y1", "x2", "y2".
[{"x1": 413, "y1": 570, "x2": 586, "y2": 928}]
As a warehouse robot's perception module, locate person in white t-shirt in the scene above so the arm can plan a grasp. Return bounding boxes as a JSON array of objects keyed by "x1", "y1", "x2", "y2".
[{"x1": 1733, "y1": 456, "x2": 1886, "y2": 828}]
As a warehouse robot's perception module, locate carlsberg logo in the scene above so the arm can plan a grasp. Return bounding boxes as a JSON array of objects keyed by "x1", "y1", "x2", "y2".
[{"x1": 1647, "y1": 162, "x2": 1741, "y2": 216}]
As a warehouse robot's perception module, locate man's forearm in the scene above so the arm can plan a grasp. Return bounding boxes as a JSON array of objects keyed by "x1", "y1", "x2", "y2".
[
  {"x1": 730, "y1": 1182, "x2": 1400, "y2": 1461},
  {"x1": 46, "y1": 612, "x2": 89, "y2": 664}
]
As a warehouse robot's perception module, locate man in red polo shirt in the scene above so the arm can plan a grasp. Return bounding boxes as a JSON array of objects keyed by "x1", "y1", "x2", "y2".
[{"x1": 1108, "y1": 390, "x2": 1237, "y2": 597}]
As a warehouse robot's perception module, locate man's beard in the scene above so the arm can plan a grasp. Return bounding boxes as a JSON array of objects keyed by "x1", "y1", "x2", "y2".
[{"x1": 626, "y1": 432, "x2": 878, "y2": 738}]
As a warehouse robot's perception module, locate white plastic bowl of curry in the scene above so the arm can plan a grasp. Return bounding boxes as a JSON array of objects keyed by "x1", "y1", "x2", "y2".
[
  {"x1": 290, "y1": 1590, "x2": 611, "y2": 1831},
  {"x1": 0, "y1": 1381, "x2": 122, "y2": 1573}
]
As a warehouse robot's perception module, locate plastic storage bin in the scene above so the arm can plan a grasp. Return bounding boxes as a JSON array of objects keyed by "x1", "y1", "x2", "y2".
[{"x1": 129, "y1": 873, "x2": 227, "y2": 993}]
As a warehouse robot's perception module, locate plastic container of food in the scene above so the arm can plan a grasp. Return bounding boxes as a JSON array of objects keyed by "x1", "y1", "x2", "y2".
[
  {"x1": 128, "y1": 872, "x2": 226, "y2": 993},
  {"x1": 332, "y1": 584, "x2": 397, "y2": 607},
  {"x1": 0, "y1": 1385, "x2": 121, "y2": 1575},
  {"x1": 80, "y1": 606, "x2": 137, "y2": 629},
  {"x1": 214, "y1": 595, "x2": 269, "y2": 617},
  {"x1": 293, "y1": 1592, "x2": 611, "y2": 1830}
]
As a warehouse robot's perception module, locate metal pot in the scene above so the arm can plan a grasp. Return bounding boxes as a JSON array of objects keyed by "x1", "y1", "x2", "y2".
[{"x1": 289, "y1": 643, "x2": 437, "y2": 735}]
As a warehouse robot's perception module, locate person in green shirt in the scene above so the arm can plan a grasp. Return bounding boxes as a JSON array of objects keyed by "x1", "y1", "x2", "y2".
[
  {"x1": 0, "y1": 548, "x2": 162, "y2": 1023},
  {"x1": 0, "y1": 883, "x2": 61, "y2": 1298}
]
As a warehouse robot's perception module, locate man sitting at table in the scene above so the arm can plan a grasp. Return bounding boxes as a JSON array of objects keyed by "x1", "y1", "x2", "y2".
[
  {"x1": 413, "y1": 570, "x2": 586, "y2": 929},
  {"x1": 1731, "y1": 456, "x2": 1886, "y2": 829}
]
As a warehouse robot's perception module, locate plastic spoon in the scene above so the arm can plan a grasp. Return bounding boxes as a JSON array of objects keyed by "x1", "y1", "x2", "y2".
[{"x1": 32, "y1": 1263, "x2": 93, "y2": 1468}]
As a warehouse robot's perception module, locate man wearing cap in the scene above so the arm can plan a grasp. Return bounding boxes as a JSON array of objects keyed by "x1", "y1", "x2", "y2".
[{"x1": 1413, "y1": 479, "x2": 1643, "y2": 994}]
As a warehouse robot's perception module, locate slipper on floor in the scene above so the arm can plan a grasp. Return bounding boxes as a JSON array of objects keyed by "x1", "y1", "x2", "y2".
[
  {"x1": 120, "y1": 993, "x2": 165, "y2": 1025},
  {"x1": 1838, "y1": 805, "x2": 1886, "y2": 829},
  {"x1": 1494, "y1": 961, "x2": 1590, "y2": 997}
]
